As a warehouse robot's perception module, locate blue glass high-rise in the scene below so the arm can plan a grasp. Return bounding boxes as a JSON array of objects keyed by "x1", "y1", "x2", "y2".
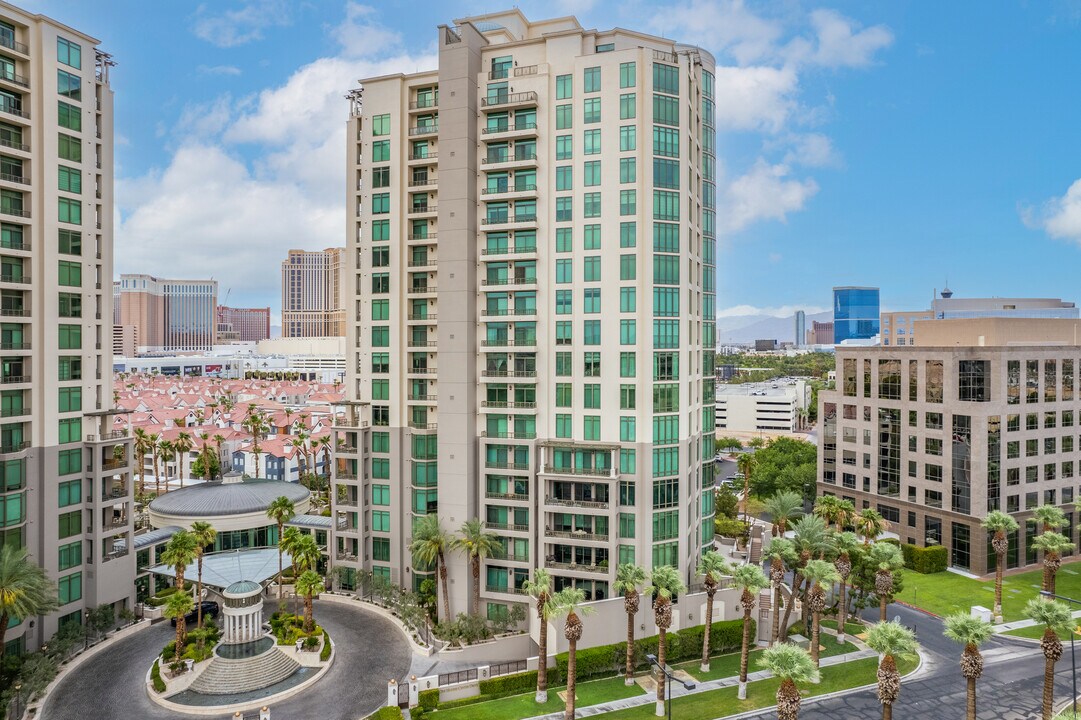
[{"x1": 833, "y1": 287, "x2": 880, "y2": 343}]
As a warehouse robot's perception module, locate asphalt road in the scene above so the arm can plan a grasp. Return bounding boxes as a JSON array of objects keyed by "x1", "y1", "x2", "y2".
[
  {"x1": 740, "y1": 603, "x2": 1070, "y2": 719},
  {"x1": 40, "y1": 599, "x2": 412, "y2": 720}
]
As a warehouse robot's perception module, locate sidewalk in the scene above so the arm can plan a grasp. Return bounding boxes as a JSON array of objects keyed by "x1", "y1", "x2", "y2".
[
  {"x1": 519, "y1": 649, "x2": 878, "y2": 720},
  {"x1": 994, "y1": 607, "x2": 1081, "y2": 633}
]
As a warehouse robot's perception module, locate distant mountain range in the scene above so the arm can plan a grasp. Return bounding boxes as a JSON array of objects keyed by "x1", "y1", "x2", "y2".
[{"x1": 716, "y1": 311, "x2": 832, "y2": 345}]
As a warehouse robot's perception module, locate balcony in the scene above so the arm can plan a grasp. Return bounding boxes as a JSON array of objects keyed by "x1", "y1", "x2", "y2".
[
  {"x1": 0, "y1": 273, "x2": 29, "y2": 285},
  {"x1": 0, "y1": 441, "x2": 29, "y2": 454},
  {"x1": 481, "y1": 245, "x2": 537, "y2": 257},
  {"x1": 87, "y1": 430, "x2": 129, "y2": 443},
  {"x1": 481, "y1": 401, "x2": 537, "y2": 411},
  {"x1": 481, "y1": 183, "x2": 537, "y2": 198},
  {"x1": 408, "y1": 258, "x2": 436, "y2": 267},
  {"x1": 481, "y1": 91, "x2": 538, "y2": 110},
  {"x1": 408, "y1": 393, "x2": 437, "y2": 402},
  {"x1": 0, "y1": 404, "x2": 28, "y2": 417},
  {"x1": 336, "y1": 497, "x2": 359, "y2": 507},
  {"x1": 0, "y1": 35, "x2": 29, "y2": 56},
  {"x1": 0, "y1": 342, "x2": 29, "y2": 350},
  {"x1": 407, "y1": 233, "x2": 436, "y2": 243},
  {"x1": 409, "y1": 98, "x2": 438, "y2": 111},
  {"x1": 0, "y1": 103, "x2": 28, "y2": 120},
  {"x1": 0, "y1": 138, "x2": 28, "y2": 153},
  {"x1": 408, "y1": 152, "x2": 438, "y2": 164},
  {"x1": 544, "y1": 560, "x2": 609, "y2": 575},
  {"x1": 481, "y1": 276, "x2": 536, "y2": 287},
  {"x1": 0, "y1": 206, "x2": 28, "y2": 218},
  {"x1": 0, "y1": 308, "x2": 28, "y2": 317},
  {"x1": 407, "y1": 312, "x2": 437, "y2": 321},
  {"x1": 485, "y1": 460, "x2": 530, "y2": 471},
  {"x1": 0, "y1": 72, "x2": 28, "y2": 89},
  {"x1": 544, "y1": 529, "x2": 609, "y2": 542},
  {"x1": 409, "y1": 283, "x2": 437, "y2": 295},
  {"x1": 407, "y1": 339, "x2": 437, "y2": 347},
  {"x1": 482, "y1": 370, "x2": 537, "y2": 379},
  {"x1": 482, "y1": 521, "x2": 530, "y2": 532},
  {"x1": 544, "y1": 496, "x2": 609, "y2": 510},
  {"x1": 0, "y1": 172, "x2": 28, "y2": 185},
  {"x1": 480, "y1": 339, "x2": 537, "y2": 348},
  {"x1": 481, "y1": 307, "x2": 537, "y2": 317},
  {"x1": 542, "y1": 464, "x2": 614, "y2": 478},
  {"x1": 409, "y1": 176, "x2": 437, "y2": 188},
  {"x1": 485, "y1": 584, "x2": 528, "y2": 595},
  {"x1": 480, "y1": 430, "x2": 537, "y2": 440},
  {"x1": 407, "y1": 367, "x2": 438, "y2": 375},
  {"x1": 653, "y1": 49, "x2": 679, "y2": 63},
  {"x1": 481, "y1": 152, "x2": 537, "y2": 168},
  {"x1": 485, "y1": 490, "x2": 529, "y2": 501},
  {"x1": 408, "y1": 421, "x2": 438, "y2": 431},
  {"x1": 335, "y1": 550, "x2": 360, "y2": 562},
  {"x1": 408, "y1": 204, "x2": 437, "y2": 217},
  {"x1": 0, "y1": 374, "x2": 28, "y2": 384},
  {"x1": 482, "y1": 122, "x2": 539, "y2": 140},
  {"x1": 409, "y1": 124, "x2": 438, "y2": 136}
]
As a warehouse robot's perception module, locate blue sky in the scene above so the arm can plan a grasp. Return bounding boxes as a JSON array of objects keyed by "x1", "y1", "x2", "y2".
[{"x1": 21, "y1": 0, "x2": 1081, "y2": 324}]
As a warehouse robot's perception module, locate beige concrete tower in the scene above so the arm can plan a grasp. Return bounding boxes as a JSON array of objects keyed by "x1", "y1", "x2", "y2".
[
  {"x1": 0, "y1": 1, "x2": 134, "y2": 654},
  {"x1": 281, "y1": 247, "x2": 346, "y2": 338},
  {"x1": 336, "y1": 10, "x2": 718, "y2": 621}
]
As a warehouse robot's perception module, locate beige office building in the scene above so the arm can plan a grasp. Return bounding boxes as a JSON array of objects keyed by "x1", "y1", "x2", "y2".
[
  {"x1": 818, "y1": 317, "x2": 1081, "y2": 576},
  {"x1": 281, "y1": 247, "x2": 346, "y2": 338},
  {"x1": 0, "y1": 3, "x2": 135, "y2": 654},
  {"x1": 335, "y1": 10, "x2": 718, "y2": 618},
  {"x1": 116, "y1": 273, "x2": 218, "y2": 353}
]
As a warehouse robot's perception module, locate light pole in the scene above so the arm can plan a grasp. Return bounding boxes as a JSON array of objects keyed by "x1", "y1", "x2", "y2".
[
  {"x1": 647, "y1": 653, "x2": 696, "y2": 720},
  {"x1": 1041, "y1": 589, "x2": 1079, "y2": 715},
  {"x1": 12, "y1": 681, "x2": 22, "y2": 720},
  {"x1": 84, "y1": 609, "x2": 91, "y2": 650}
]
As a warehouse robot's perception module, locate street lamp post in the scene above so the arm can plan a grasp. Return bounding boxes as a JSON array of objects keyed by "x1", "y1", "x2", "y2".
[
  {"x1": 1041, "y1": 589, "x2": 1079, "y2": 715},
  {"x1": 84, "y1": 609, "x2": 91, "y2": 650},
  {"x1": 646, "y1": 653, "x2": 696, "y2": 720},
  {"x1": 12, "y1": 681, "x2": 22, "y2": 720}
]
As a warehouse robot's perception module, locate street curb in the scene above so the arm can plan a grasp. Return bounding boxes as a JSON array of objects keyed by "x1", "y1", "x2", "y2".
[{"x1": 895, "y1": 601, "x2": 943, "y2": 619}]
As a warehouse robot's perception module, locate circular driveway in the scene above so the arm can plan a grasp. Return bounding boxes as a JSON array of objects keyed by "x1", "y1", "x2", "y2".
[{"x1": 41, "y1": 599, "x2": 412, "y2": 720}]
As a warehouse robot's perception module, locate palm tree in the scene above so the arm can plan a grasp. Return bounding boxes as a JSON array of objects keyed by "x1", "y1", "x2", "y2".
[
  {"x1": 523, "y1": 568, "x2": 554, "y2": 703},
  {"x1": 161, "y1": 530, "x2": 198, "y2": 648},
  {"x1": 855, "y1": 508, "x2": 888, "y2": 545},
  {"x1": 149, "y1": 433, "x2": 161, "y2": 494},
  {"x1": 316, "y1": 435, "x2": 333, "y2": 489},
  {"x1": 453, "y1": 519, "x2": 503, "y2": 613},
  {"x1": 697, "y1": 550, "x2": 731, "y2": 672},
  {"x1": 1025, "y1": 597, "x2": 1071, "y2": 719},
  {"x1": 865, "y1": 620, "x2": 918, "y2": 720},
  {"x1": 295, "y1": 429, "x2": 310, "y2": 487},
  {"x1": 981, "y1": 510, "x2": 1019, "y2": 622},
  {"x1": 190, "y1": 521, "x2": 217, "y2": 630},
  {"x1": 0, "y1": 546, "x2": 58, "y2": 659},
  {"x1": 813, "y1": 494, "x2": 852, "y2": 532},
  {"x1": 213, "y1": 434, "x2": 226, "y2": 469},
  {"x1": 763, "y1": 538, "x2": 797, "y2": 645},
  {"x1": 551, "y1": 587, "x2": 594, "y2": 720},
  {"x1": 764, "y1": 491, "x2": 804, "y2": 537},
  {"x1": 267, "y1": 496, "x2": 296, "y2": 600},
  {"x1": 759, "y1": 643, "x2": 818, "y2": 720},
  {"x1": 280, "y1": 527, "x2": 306, "y2": 616},
  {"x1": 134, "y1": 428, "x2": 152, "y2": 497},
  {"x1": 943, "y1": 612, "x2": 994, "y2": 720},
  {"x1": 1032, "y1": 532, "x2": 1075, "y2": 594},
  {"x1": 832, "y1": 531, "x2": 860, "y2": 643},
  {"x1": 870, "y1": 542, "x2": 905, "y2": 622},
  {"x1": 784, "y1": 514, "x2": 830, "y2": 638},
  {"x1": 732, "y1": 563, "x2": 769, "y2": 699},
  {"x1": 613, "y1": 563, "x2": 651, "y2": 684},
  {"x1": 163, "y1": 592, "x2": 195, "y2": 660},
  {"x1": 296, "y1": 570, "x2": 325, "y2": 633},
  {"x1": 244, "y1": 405, "x2": 268, "y2": 478},
  {"x1": 175, "y1": 432, "x2": 194, "y2": 488},
  {"x1": 736, "y1": 452, "x2": 757, "y2": 523},
  {"x1": 410, "y1": 514, "x2": 452, "y2": 622},
  {"x1": 158, "y1": 439, "x2": 175, "y2": 489},
  {"x1": 1031, "y1": 505, "x2": 1067, "y2": 534},
  {"x1": 651, "y1": 564, "x2": 686, "y2": 717},
  {"x1": 802, "y1": 559, "x2": 841, "y2": 667}
]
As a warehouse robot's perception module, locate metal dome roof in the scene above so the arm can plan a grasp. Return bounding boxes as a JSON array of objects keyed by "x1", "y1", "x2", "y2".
[
  {"x1": 148, "y1": 479, "x2": 309, "y2": 518},
  {"x1": 224, "y1": 580, "x2": 262, "y2": 596}
]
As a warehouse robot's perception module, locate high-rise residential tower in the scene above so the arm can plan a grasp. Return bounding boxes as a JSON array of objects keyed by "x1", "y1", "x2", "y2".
[
  {"x1": 281, "y1": 247, "x2": 346, "y2": 338},
  {"x1": 216, "y1": 305, "x2": 271, "y2": 342},
  {"x1": 116, "y1": 273, "x2": 218, "y2": 353},
  {"x1": 0, "y1": 3, "x2": 134, "y2": 654},
  {"x1": 336, "y1": 10, "x2": 717, "y2": 619}
]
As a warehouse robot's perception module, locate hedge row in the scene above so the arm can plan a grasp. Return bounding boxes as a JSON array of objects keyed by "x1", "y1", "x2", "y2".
[
  {"x1": 554, "y1": 618, "x2": 748, "y2": 682},
  {"x1": 367, "y1": 708, "x2": 402, "y2": 720},
  {"x1": 150, "y1": 659, "x2": 166, "y2": 693},
  {"x1": 478, "y1": 667, "x2": 558, "y2": 695},
  {"x1": 320, "y1": 630, "x2": 332, "y2": 662},
  {"x1": 418, "y1": 689, "x2": 439, "y2": 711},
  {"x1": 900, "y1": 543, "x2": 947, "y2": 574}
]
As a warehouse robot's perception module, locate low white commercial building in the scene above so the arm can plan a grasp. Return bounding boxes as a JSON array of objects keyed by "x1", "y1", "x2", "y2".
[{"x1": 715, "y1": 380, "x2": 810, "y2": 434}]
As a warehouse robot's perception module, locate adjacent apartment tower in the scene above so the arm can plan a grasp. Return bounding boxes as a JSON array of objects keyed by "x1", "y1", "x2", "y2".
[
  {"x1": 336, "y1": 10, "x2": 718, "y2": 619},
  {"x1": 115, "y1": 274, "x2": 218, "y2": 353},
  {"x1": 281, "y1": 247, "x2": 346, "y2": 338},
  {"x1": 0, "y1": 3, "x2": 135, "y2": 654},
  {"x1": 216, "y1": 304, "x2": 271, "y2": 342}
]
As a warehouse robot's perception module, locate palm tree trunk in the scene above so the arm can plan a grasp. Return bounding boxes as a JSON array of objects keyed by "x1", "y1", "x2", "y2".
[
  {"x1": 811, "y1": 610, "x2": 821, "y2": 666},
  {"x1": 537, "y1": 607, "x2": 549, "y2": 703},
  {"x1": 738, "y1": 609, "x2": 751, "y2": 699},
  {"x1": 472, "y1": 556, "x2": 480, "y2": 613},
  {"x1": 882, "y1": 702, "x2": 892, "y2": 720},
  {"x1": 625, "y1": 609, "x2": 636, "y2": 685},
  {"x1": 1043, "y1": 655, "x2": 1055, "y2": 720},
  {"x1": 564, "y1": 637, "x2": 577, "y2": 720},
  {"x1": 657, "y1": 628, "x2": 668, "y2": 716},
  {"x1": 879, "y1": 594, "x2": 887, "y2": 622},
  {"x1": 277, "y1": 522, "x2": 284, "y2": 600},
  {"x1": 176, "y1": 616, "x2": 185, "y2": 658},
  {"x1": 771, "y1": 582, "x2": 781, "y2": 646},
  {"x1": 781, "y1": 574, "x2": 801, "y2": 640},
  {"x1": 438, "y1": 553, "x2": 451, "y2": 622},
  {"x1": 701, "y1": 589, "x2": 715, "y2": 671},
  {"x1": 742, "y1": 473, "x2": 751, "y2": 524},
  {"x1": 994, "y1": 551, "x2": 1004, "y2": 620},
  {"x1": 196, "y1": 556, "x2": 204, "y2": 629},
  {"x1": 966, "y1": 677, "x2": 976, "y2": 720},
  {"x1": 305, "y1": 593, "x2": 314, "y2": 633},
  {"x1": 0, "y1": 611, "x2": 9, "y2": 660},
  {"x1": 837, "y1": 580, "x2": 848, "y2": 644}
]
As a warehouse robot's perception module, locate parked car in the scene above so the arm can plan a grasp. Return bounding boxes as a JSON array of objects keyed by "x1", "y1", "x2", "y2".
[{"x1": 170, "y1": 600, "x2": 219, "y2": 627}]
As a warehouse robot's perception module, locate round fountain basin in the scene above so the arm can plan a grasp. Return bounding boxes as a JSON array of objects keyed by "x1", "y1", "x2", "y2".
[{"x1": 215, "y1": 635, "x2": 274, "y2": 660}]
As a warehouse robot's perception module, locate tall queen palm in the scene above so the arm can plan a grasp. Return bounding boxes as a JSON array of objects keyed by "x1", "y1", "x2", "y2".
[
  {"x1": 409, "y1": 514, "x2": 452, "y2": 622},
  {"x1": 802, "y1": 559, "x2": 840, "y2": 667},
  {"x1": 190, "y1": 521, "x2": 217, "y2": 630},
  {"x1": 697, "y1": 550, "x2": 730, "y2": 672},
  {"x1": 784, "y1": 515, "x2": 830, "y2": 638},
  {"x1": 1024, "y1": 597, "x2": 1071, "y2": 720},
  {"x1": 832, "y1": 532, "x2": 860, "y2": 643},
  {"x1": 870, "y1": 542, "x2": 904, "y2": 622},
  {"x1": 943, "y1": 612, "x2": 994, "y2": 720},
  {"x1": 736, "y1": 452, "x2": 757, "y2": 524},
  {"x1": 980, "y1": 510, "x2": 1018, "y2": 622},
  {"x1": 759, "y1": 643, "x2": 818, "y2": 720},
  {"x1": 266, "y1": 495, "x2": 296, "y2": 600},
  {"x1": 764, "y1": 490, "x2": 804, "y2": 538},
  {"x1": 732, "y1": 563, "x2": 769, "y2": 699},
  {"x1": 1032, "y1": 532, "x2": 1075, "y2": 594},
  {"x1": 552, "y1": 588, "x2": 593, "y2": 720},
  {"x1": 865, "y1": 620, "x2": 918, "y2": 720},
  {"x1": 0, "y1": 546, "x2": 57, "y2": 659},
  {"x1": 453, "y1": 518, "x2": 503, "y2": 613},
  {"x1": 161, "y1": 530, "x2": 198, "y2": 648},
  {"x1": 523, "y1": 569, "x2": 554, "y2": 703},
  {"x1": 650, "y1": 565, "x2": 686, "y2": 717},
  {"x1": 613, "y1": 563, "x2": 651, "y2": 685},
  {"x1": 855, "y1": 508, "x2": 888, "y2": 545},
  {"x1": 763, "y1": 538, "x2": 797, "y2": 645}
]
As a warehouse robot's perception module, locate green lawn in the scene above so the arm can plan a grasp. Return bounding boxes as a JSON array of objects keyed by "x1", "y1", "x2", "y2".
[
  {"x1": 891, "y1": 561, "x2": 1081, "y2": 622},
  {"x1": 822, "y1": 619, "x2": 866, "y2": 636},
  {"x1": 673, "y1": 640, "x2": 858, "y2": 682},
  {"x1": 431, "y1": 676, "x2": 643, "y2": 720},
  {"x1": 594, "y1": 655, "x2": 919, "y2": 719}
]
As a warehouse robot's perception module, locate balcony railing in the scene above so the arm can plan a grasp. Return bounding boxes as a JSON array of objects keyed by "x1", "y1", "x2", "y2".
[
  {"x1": 483, "y1": 521, "x2": 530, "y2": 532},
  {"x1": 408, "y1": 394, "x2": 437, "y2": 402},
  {"x1": 408, "y1": 233, "x2": 436, "y2": 242},
  {"x1": 481, "y1": 91, "x2": 538, "y2": 108},
  {"x1": 409, "y1": 152, "x2": 438, "y2": 161},
  {"x1": 482, "y1": 245, "x2": 536, "y2": 256},
  {"x1": 87, "y1": 430, "x2": 129, "y2": 442},
  {"x1": 407, "y1": 339, "x2": 437, "y2": 347},
  {"x1": 407, "y1": 313, "x2": 437, "y2": 321},
  {"x1": 485, "y1": 584, "x2": 528, "y2": 595},
  {"x1": 485, "y1": 461, "x2": 530, "y2": 471},
  {"x1": 409, "y1": 98, "x2": 438, "y2": 110},
  {"x1": 408, "y1": 205, "x2": 437, "y2": 214},
  {"x1": 485, "y1": 491, "x2": 529, "y2": 501},
  {"x1": 0, "y1": 441, "x2": 29, "y2": 453},
  {"x1": 482, "y1": 122, "x2": 538, "y2": 135},
  {"x1": 0, "y1": 72, "x2": 28, "y2": 88},
  {"x1": 482, "y1": 153, "x2": 537, "y2": 165},
  {"x1": 542, "y1": 464, "x2": 614, "y2": 477},
  {"x1": 0, "y1": 172, "x2": 27, "y2": 185},
  {"x1": 0, "y1": 342, "x2": 29, "y2": 350},
  {"x1": 545, "y1": 529, "x2": 609, "y2": 542},
  {"x1": 481, "y1": 401, "x2": 537, "y2": 409},
  {"x1": 482, "y1": 370, "x2": 537, "y2": 378},
  {"x1": 0, "y1": 36, "x2": 29, "y2": 55},
  {"x1": 545, "y1": 560, "x2": 608, "y2": 574},
  {"x1": 482, "y1": 307, "x2": 537, "y2": 317},
  {"x1": 409, "y1": 177, "x2": 437, "y2": 187},
  {"x1": 514, "y1": 65, "x2": 539, "y2": 77},
  {"x1": 0, "y1": 308, "x2": 28, "y2": 317},
  {"x1": 0, "y1": 138, "x2": 28, "y2": 153},
  {"x1": 482, "y1": 184, "x2": 537, "y2": 195},
  {"x1": 653, "y1": 49, "x2": 678, "y2": 63},
  {"x1": 0, "y1": 374, "x2": 29, "y2": 384},
  {"x1": 481, "y1": 276, "x2": 536, "y2": 286},
  {"x1": 0, "y1": 103, "x2": 27, "y2": 119},
  {"x1": 545, "y1": 496, "x2": 609, "y2": 510},
  {"x1": 0, "y1": 404, "x2": 28, "y2": 417},
  {"x1": 409, "y1": 124, "x2": 438, "y2": 136},
  {"x1": 0, "y1": 206, "x2": 28, "y2": 218},
  {"x1": 480, "y1": 430, "x2": 537, "y2": 440},
  {"x1": 0, "y1": 274, "x2": 28, "y2": 284},
  {"x1": 408, "y1": 422, "x2": 438, "y2": 430}
]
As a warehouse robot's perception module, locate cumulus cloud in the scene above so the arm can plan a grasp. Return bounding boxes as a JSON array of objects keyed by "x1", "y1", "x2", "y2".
[
  {"x1": 779, "y1": 133, "x2": 842, "y2": 168},
  {"x1": 719, "y1": 160, "x2": 819, "y2": 233},
  {"x1": 1022, "y1": 179, "x2": 1081, "y2": 242},
  {"x1": 712, "y1": 65, "x2": 798, "y2": 132},
  {"x1": 197, "y1": 65, "x2": 243, "y2": 76},
  {"x1": 192, "y1": 0, "x2": 292, "y2": 47},
  {"x1": 792, "y1": 9, "x2": 893, "y2": 68}
]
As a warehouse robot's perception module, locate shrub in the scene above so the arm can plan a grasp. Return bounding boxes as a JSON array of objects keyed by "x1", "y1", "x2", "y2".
[
  {"x1": 477, "y1": 668, "x2": 557, "y2": 696},
  {"x1": 161, "y1": 641, "x2": 178, "y2": 661},
  {"x1": 151, "y1": 660, "x2": 166, "y2": 693},
  {"x1": 304, "y1": 635, "x2": 320, "y2": 650},
  {"x1": 418, "y1": 688, "x2": 439, "y2": 711},
  {"x1": 555, "y1": 645, "x2": 619, "y2": 682},
  {"x1": 320, "y1": 630, "x2": 332, "y2": 662},
  {"x1": 367, "y1": 707, "x2": 403, "y2": 720},
  {"x1": 901, "y1": 543, "x2": 948, "y2": 574},
  {"x1": 714, "y1": 517, "x2": 749, "y2": 539}
]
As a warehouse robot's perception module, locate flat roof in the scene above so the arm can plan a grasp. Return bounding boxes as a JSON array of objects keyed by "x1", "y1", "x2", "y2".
[{"x1": 286, "y1": 514, "x2": 332, "y2": 530}]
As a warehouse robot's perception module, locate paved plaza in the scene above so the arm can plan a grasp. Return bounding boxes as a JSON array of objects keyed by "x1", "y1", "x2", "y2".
[{"x1": 39, "y1": 599, "x2": 412, "y2": 720}]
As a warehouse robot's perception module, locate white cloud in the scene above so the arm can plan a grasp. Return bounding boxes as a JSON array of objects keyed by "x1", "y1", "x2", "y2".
[
  {"x1": 712, "y1": 65, "x2": 798, "y2": 133},
  {"x1": 792, "y1": 9, "x2": 893, "y2": 68},
  {"x1": 649, "y1": 0, "x2": 784, "y2": 67},
  {"x1": 1022, "y1": 179, "x2": 1081, "y2": 242},
  {"x1": 197, "y1": 65, "x2": 243, "y2": 76},
  {"x1": 716, "y1": 304, "x2": 828, "y2": 319},
  {"x1": 779, "y1": 133, "x2": 841, "y2": 168},
  {"x1": 332, "y1": 2, "x2": 403, "y2": 58},
  {"x1": 192, "y1": 0, "x2": 291, "y2": 48},
  {"x1": 719, "y1": 160, "x2": 819, "y2": 233}
]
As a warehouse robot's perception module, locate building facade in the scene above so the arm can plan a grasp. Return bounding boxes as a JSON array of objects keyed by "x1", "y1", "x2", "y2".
[
  {"x1": 833, "y1": 286, "x2": 879, "y2": 344},
  {"x1": 794, "y1": 310, "x2": 806, "y2": 348},
  {"x1": 818, "y1": 318, "x2": 1081, "y2": 575},
  {"x1": 335, "y1": 10, "x2": 717, "y2": 618},
  {"x1": 116, "y1": 273, "x2": 218, "y2": 353},
  {"x1": 281, "y1": 247, "x2": 345, "y2": 338},
  {"x1": 0, "y1": 3, "x2": 135, "y2": 654},
  {"x1": 216, "y1": 305, "x2": 270, "y2": 343},
  {"x1": 715, "y1": 380, "x2": 809, "y2": 434},
  {"x1": 881, "y1": 293, "x2": 1079, "y2": 347},
  {"x1": 808, "y1": 320, "x2": 834, "y2": 345}
]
